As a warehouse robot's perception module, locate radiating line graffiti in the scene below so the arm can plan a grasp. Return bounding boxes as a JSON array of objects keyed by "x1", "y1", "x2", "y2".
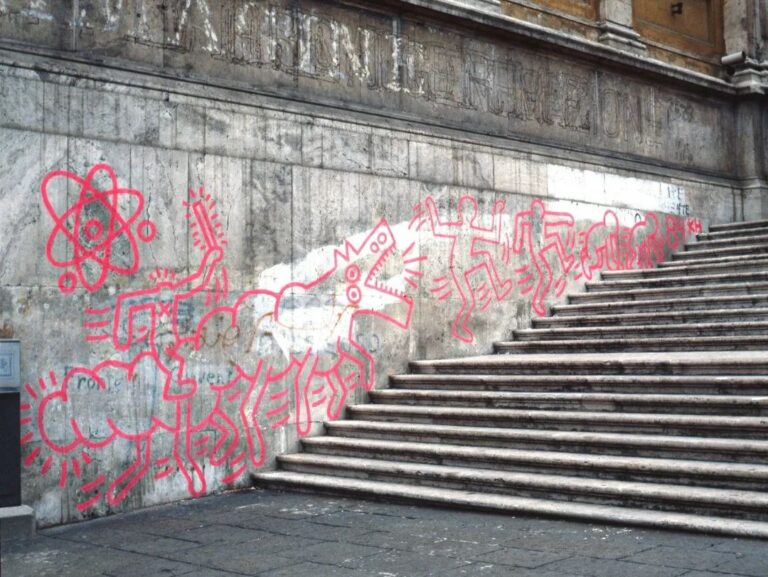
[{"x1": 24, "y1": 164, "x2": 701, "y2": 511}]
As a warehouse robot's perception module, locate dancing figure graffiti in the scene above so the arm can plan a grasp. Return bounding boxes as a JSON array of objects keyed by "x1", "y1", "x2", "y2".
[
  {"x1": 512, "y1": 199, "x2": 576, "y2": 317},
  {"x1": 413, "y1": 195, "x2": 512, "y2": 343},
  {"x1": 577, "y1": 210, "x2": 621, "y2": 281},
  {"x1": 23, "y1": 163, "x2": 705, "y2": 513}
]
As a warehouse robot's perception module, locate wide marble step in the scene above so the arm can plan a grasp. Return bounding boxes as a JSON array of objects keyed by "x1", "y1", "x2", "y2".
[
  {"x1": 252, "y1": 472, "x2": 768, "y2": 538},
  {"x1": 275, "y1": 454, "x2": 768, "y2": 520},
  {"x1": 347, "y1": 404, "x2": 768, "y2": 438}
]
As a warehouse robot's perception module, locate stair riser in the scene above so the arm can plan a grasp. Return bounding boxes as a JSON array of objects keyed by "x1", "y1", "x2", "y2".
[
  {"x1": 687, "y1": 235, "x2": 768, "y2": 249},
  {"x1": 552, "y1": 298, "x2": 768, "y2": 316},
  {"x1": 514, "y1": 327, "x2": 768, "y2": 340},
  {"x1": 299, "y1": 446, "x2": 768, "y2": 490},
  {"x1": 410, "y1": 362, "x2": 768, "y2": 376},
  {"x1": 604, "y1": 259, "x2": 768, "y2": 278},
  {"x1": 494, "y1": 341, "x2": 768, "y2": 354},
  {"x1": 707, "y1": 220, "x2": 768, "y2": 233},
  {"x1": 388, "y1": 381, "x2": 768, "y2": 394},
  {"x1": 659, "y1": 257, "x2": 768, "y2": 269},
  {"x1": 570, "y1": 286, "x2": 768, "y2": 303},
  {"x1": 325, "y1": 426, "x2": 768, "y2": 464},
  {"x1": 699, "y1": 228, "x2": 768, "y2": 241},
  {"x1": 532, "y1": 309, "x2": 768, "y2": 329},
  {"x1": 671, "y1": 246, "x2": 768, "y2": 261},
  {"x1": 588, "y1": 274, "x2": 768, "y2": 291},
  {"x1": 349, "y1": 410, "x2": 768, "y2": 438},
  {"x1": 367, "y1": 395, "x2": 768, "y2": 416},
  {"x1": 278, "y1": 460, "x2": 768, "y2": 521},
  {"x1": 254, "y1": 473, "x2": 768, "y2": 538}
]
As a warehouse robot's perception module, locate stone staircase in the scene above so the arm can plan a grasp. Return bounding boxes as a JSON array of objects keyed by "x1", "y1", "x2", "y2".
[{"x1": 253, "y1": 218, "x2": 768, "y2": 538}]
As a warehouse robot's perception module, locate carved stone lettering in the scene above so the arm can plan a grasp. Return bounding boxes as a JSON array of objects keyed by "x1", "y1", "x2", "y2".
[{"x1": 0, "y1": 0, "x2": 731, "y2": 171}]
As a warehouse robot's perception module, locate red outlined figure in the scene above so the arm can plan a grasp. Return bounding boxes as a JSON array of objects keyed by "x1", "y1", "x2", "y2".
[
  {"x1": 41, "y1": 164, "x2": 156, "y2": 293},
  {"x1": 512, "y1": 199, "x2": 576, "y2": 317},
  {"x1": 27, "y1": 178, "x2": 229, "y2": 507},
  {"x1": 414, "y1": 196, "x2": 512, "y2": 343},
  {"x1": 620, "y1": 213, "x2": 665, "y2": 269},
  {"x1": 665, "y1": 215, "x2": 687, "y2": 251},
  {"x1": 576, "y1": 210, "x2": 621, "y2": 281}
]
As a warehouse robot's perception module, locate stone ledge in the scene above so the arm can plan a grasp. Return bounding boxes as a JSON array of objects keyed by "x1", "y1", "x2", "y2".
[{"x1": 0, "y1": 505, "x2": 35, "y2": 543}]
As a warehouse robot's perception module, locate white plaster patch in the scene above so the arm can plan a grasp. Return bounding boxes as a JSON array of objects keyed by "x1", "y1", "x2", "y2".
[
  {"x1": 547, "y1": 164, "x2": 687, "y2": 215},
  {"x1": 257, "y1": 220, "x2": 420, "y2": 359}
]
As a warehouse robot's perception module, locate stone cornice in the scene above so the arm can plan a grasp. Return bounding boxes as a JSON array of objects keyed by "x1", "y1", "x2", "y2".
[{"x1": 386, "y1": 0, "x2": 760, "y2": 97}]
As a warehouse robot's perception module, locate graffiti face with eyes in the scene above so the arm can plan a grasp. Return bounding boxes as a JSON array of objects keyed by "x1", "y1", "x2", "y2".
[{"x1": 336, "y1": 218, "x2": 417, "y2": 331}]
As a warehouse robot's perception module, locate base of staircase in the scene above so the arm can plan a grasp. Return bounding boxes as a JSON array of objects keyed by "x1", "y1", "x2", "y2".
[{"x1": 253, "y1": 472, "x2": 768, "y2": 538}]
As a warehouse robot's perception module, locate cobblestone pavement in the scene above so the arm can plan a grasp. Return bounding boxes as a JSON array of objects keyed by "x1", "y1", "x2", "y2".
[{"x1": 2, "y1": 489, "x2": 767, "y2": 577}]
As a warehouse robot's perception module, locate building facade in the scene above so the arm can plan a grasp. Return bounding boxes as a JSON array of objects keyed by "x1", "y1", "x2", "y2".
[{"x1": 0, "y1": 0, "x2": 766, "y2": 526}]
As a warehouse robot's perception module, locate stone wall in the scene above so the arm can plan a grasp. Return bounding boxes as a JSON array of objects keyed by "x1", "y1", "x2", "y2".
[{"x1": 0, "y1": 0, "x2": 760, "y2": 526}]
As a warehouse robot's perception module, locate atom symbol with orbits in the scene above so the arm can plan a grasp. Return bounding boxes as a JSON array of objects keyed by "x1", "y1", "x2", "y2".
[{"x1": 41, "y1": 163, "x2": 156, "y2": 293}]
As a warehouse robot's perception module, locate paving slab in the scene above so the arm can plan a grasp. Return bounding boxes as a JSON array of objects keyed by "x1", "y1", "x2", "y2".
[{"x1": 2, "y1": 488, "x2": 766, "y2": 577}]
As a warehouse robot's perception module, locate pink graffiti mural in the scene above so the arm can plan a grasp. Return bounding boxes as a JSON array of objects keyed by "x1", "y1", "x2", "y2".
[
  {"x1": 25, "y1": 165, "x2": 418, "y2": 511},
  {"x1": 24, "y1": 164, "x2": 702, "y2": 511},
  {"x1": 41, "y1": 164, "x2": 157, "y2": 293},
  {"x1": 412, "y1": 196, "x2": 512, "y2": 343}
]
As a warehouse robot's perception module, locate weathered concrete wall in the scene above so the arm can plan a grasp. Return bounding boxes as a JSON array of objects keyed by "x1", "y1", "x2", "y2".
[{"x1": 0, "y1": 0, "x2": 754, "y2": 526}]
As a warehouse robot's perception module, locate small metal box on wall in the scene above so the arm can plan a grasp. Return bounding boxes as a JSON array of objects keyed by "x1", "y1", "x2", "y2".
[{"x1": 0, "y1": 339, "x2": 21, "y2": 507}]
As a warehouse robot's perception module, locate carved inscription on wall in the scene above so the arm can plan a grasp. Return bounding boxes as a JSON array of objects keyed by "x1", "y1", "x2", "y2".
[{"x1": 0, "y1": 0, "x2": 731, "y2": 171}]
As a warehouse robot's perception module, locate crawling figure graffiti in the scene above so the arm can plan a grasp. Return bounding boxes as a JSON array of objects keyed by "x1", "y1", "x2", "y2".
[{"x1": 23, "y1": 165, "x2": 418, "y2": 511}]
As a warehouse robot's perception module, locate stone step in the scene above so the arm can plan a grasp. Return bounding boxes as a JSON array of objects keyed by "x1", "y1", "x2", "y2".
[
  {"x1": 514, "y1": 322, "x2": 768, "y2": 341},
  {"x1": 409, "y1": 351, "x2": 768, "y2": 376},
  {"x1": 709, "y1": 218, "x2": 768, "y2": 233},
  {"x1": 325, "y1": 420, "x2": 768, "y2": 463},
  {"x1": 661, "y1": 252, "x2": 768, "y2": 267},
  {"x1": 699, "y1": 225, "x2": 768, "y2": 241},
  {"x1": 603, "y1": 254, "x2": 768, "y2": 278},
  {"x1": 368, "y1": 390, "x2": 768, "y2": 415},
  {"x1": 671, "y1": 243, "x2": 768, "y2": 261},
  {"x1": 569, "y1": 281, "x2": 768, "y2": 303},
  {"x1": 388, "y1": 374, "x2": 768, "y2": 394},
  {"x1": 551, "y1": 293, "x2": 768, "y2": 316},
  {"x1": 493, "y1": 336, "x2": 768, "y2": 354},
  {"x1": 297, "y1": 436, "x2": 768, "y2": 490},
  {"x1": 275, "y1": 454, "x2": 768, "y2": 521},
  {"x1": 587, "y1": 270, "x2": 768, "y2": 292},
  {"x1": 531, "y1": 307, "x2": 768, "y2": 328},
  {"x1": 347, "y1": 404, "x2": 768, "y2": 438},
  {"x1": 252, "y1": 472, "x2": 768, "y2": 538},
  {"x1": 685, "y1": 232, "x2": 768, "y2": 250}
]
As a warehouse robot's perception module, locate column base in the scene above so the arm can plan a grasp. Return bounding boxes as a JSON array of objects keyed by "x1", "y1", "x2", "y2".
[{"x1": 598, "y1": 21, "x2": 646, "y2": 53}]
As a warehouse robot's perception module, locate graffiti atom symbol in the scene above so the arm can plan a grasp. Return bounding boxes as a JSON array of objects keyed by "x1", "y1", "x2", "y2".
[{"x1": 41, "y1": 164, "x2": 156, "y2": 293}]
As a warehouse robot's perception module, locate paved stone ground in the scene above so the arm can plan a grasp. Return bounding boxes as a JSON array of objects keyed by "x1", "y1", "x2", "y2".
[{"x1": 2, "y1": 489, "x2": 767, "y2": 577}]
